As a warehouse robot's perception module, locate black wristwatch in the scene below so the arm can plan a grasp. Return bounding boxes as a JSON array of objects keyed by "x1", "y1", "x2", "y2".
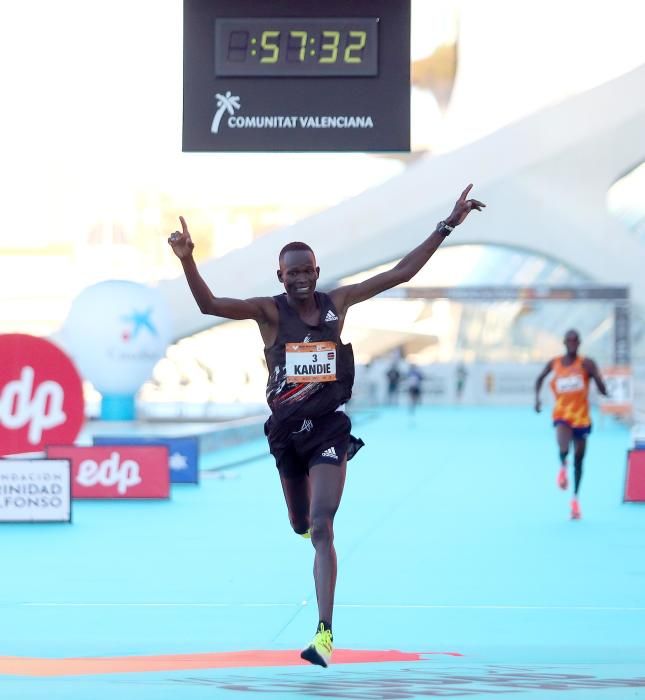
[{"x1": 437, "y1": 220, "x2": 455, "y2": 236}]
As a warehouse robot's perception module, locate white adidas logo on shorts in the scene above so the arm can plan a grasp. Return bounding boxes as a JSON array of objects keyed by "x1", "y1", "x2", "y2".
[
  {"x1": 321, "y1": 446, "x2": 338, "y2": 460},
  {"x1": 324, "y1": 310, "x2": 339, "y2": 322}
]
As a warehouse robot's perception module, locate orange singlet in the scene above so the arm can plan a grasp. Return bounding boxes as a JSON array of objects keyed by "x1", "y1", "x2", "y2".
[{"x1": 550, "y1": 356, "x2": 591, "y2": 428}]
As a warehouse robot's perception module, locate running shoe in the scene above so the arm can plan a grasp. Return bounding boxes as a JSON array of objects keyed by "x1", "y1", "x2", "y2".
[
  {"x1": 301, "y1": 528, "x2": 311, "y2": 539},
  {"x1": 557, "y1": 465, "x2": 568, "y2": 490},
  {"x1": 300, "y1": 623, "x2": 333, "y2": 667},
  {"x1": 570, "y1": 498, "x2": 581, "y2": 520}
]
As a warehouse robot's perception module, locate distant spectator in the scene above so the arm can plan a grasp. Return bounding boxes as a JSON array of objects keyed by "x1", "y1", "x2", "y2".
[
  {"x1": 407, "y1": 364, "x2": 424, "y2": 413},
  {"x1": 386, "y1": 363, "x2": 402, "y2": 404},
  {"x1": 363, "y1": 361, "x2": 379, "y2": 406},
  {"x1": 455, "y1": 362, "x2": 468, "y2": 401}
]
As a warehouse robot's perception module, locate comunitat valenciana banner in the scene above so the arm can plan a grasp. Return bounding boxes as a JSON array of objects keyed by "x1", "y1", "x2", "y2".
[{"x1": 0, "y1": 459, "x2": 71, "y2": 523}]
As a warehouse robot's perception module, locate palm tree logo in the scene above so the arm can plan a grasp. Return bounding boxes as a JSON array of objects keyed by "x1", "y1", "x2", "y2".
[{"x1": 211, "y1": 91, "x2": 241, "y2": 134}]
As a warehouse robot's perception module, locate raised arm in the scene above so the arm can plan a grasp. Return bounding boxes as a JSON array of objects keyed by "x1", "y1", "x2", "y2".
[
  {"x1": 534, "y1": 360, "x2": 553, "y2": 413},
  {"x1": 583, "y1": 358, "x2": 608, "y2": 396},
  {"x1": 330, "y1": 185, "x2": 485, "y2": 315},
  {"x1": 168, "y1": 216, "x2": 276, "y2": 325}
]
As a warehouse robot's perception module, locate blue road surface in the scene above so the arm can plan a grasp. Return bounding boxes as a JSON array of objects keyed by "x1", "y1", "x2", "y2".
[{"x1": 1, "y1": 406, "x2": 643, "y2": 699}]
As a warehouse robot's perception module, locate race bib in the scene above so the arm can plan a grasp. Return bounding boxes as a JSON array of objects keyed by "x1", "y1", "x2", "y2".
[
  {"x1": 555, "y1": 374, "x2": 584, "y2": 393},
  {"x1": 285, "y1": 342, "x2": 337, "y2": 383}
]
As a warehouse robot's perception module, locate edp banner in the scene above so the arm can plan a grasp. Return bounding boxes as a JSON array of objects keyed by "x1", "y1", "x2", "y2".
[
  {"x1": 93, "y1": 435, "x2": 199, "y2": 484},
  {"x1": 0, "y1": 459, "x2": 71, "y2": 522},
  {"x1": 0, "y1": 334, "x2": 84, "y2": 456},
  {"x1": 624, "y1": 450, "x2": 645, "y2": 503},
  {"x1": 46, "y1": 446, "x2": 170, "y2": 499}
]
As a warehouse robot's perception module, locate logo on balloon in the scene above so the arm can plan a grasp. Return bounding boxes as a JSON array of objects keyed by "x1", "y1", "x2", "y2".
[{"x1": 120, "y1": 308, "x2": 157, "y2": 343}]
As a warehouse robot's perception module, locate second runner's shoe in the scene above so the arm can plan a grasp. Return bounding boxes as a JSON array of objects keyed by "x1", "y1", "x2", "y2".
[{"x1": 557, "y1": 465, "x2": 568, "y2": 490}]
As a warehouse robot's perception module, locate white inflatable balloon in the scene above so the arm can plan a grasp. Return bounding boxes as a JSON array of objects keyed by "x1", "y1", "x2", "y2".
[{"x1": 62, "y1": 281, "x2": 172, "y2": 395}]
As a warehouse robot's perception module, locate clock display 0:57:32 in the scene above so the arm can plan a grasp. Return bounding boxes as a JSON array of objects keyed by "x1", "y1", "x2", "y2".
[{"x1": 214, "y1": 17, "x2": 379, "y2": 77}]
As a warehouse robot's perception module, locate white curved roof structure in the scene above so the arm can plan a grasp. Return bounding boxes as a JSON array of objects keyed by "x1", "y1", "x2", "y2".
[{"x1": 160, "y1": 65, "x2": 645, "y2": 341}]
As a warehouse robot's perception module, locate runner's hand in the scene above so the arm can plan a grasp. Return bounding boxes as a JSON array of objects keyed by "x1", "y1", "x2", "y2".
[
  {"x1": 534, "y1": 399, "x2": 542, "y2": 413},
  {"x1": 168, "y1": 216, "x2": 194, "y2": 260},
  {"x1": 445, "y1": 184, "x2": 486, "y2": 227}
]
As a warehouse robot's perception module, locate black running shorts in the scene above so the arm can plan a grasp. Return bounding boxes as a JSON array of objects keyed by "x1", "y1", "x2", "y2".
[{"x1": 264, "y1": 410, "x2": 364, "y2": 479}]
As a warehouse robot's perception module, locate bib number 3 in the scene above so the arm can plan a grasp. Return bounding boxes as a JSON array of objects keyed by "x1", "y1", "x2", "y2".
[{"x1": 286, "y1": 341, "x2": 337, "y2": 383}]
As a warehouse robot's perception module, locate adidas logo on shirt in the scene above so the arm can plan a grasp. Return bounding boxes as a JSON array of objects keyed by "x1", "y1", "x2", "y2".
[
  {"x1": 321, "y1": 446, "x2": 338, "y2": 460},
  {"x1": 324, "y1": 310, "x2": 339, "y2": 322}
]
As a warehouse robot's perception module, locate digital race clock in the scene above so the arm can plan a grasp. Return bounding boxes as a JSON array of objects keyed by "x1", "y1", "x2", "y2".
[
  {"x1": 183, "y1": 0, "x2": 410, "y2": 152},
  {"x1": 215, "y1": 18, "x2": 378, "y2": 77}
]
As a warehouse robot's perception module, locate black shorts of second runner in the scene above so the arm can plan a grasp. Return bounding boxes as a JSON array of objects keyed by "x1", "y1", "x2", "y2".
[
  {"x1": 553, "y1": 419, "x2": 592, "y2": 440},
  {"x1": 264, "y1": 410, "x2": 364, "y2": 479}
]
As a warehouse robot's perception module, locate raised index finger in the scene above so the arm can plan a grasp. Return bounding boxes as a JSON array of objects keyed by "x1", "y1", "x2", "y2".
[
  {"x1": 460, "y1": 184, "x2": 473, "y2": 200},
  {"x1": 179, "y1": 215, "x2": 188, "y2": 235}
]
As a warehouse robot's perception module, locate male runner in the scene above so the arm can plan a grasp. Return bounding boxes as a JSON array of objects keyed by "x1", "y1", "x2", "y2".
[
  {"x1": 168, "y1": 184, "x2": 485, "y2": 666},
  {"x1": 534, "y1": 329, "x2": 608, "y2": 520}
]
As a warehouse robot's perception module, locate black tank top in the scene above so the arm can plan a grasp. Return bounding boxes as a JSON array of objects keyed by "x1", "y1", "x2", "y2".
[{"x1": 264, "y1": 292, "x2": 354, "y2": 423}]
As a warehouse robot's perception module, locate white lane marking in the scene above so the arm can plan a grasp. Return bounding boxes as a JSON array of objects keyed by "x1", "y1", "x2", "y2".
[{"x1": 19, "y1": 602, "x2": 645, "y2": 611}]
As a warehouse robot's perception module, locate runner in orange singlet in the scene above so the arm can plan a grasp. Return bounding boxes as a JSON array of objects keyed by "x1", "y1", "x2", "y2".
[{"x1": 534, "y1": 329, "x2": 608, "y2": 520}]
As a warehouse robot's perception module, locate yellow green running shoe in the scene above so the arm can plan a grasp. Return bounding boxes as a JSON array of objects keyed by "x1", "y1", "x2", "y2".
[
  {"x1": 300, "y1": 528, "x2": 311, "y2": 539},
  {"x1": 300, "y1": 623, "x2": 333, "y2": 667}
]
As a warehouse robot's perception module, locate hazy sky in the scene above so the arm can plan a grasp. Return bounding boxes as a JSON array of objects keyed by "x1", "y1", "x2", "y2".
[{"x1": 1, "y1": 0, "x2": 644, "y2": 249}]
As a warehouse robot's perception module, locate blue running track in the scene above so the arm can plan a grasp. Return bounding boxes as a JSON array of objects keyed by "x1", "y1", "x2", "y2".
[{"x1": 1, "y1": 406, "x2": 643, "y2": 699}]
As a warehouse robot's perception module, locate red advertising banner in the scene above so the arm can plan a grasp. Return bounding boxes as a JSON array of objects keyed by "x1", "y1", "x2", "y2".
[
  {"x1": 624, "y1": 450, "x2": 645, "y2": 503},
  {"x1": 46, "y1": 446, "x2": 170, "y2": 499},
  {"x1": 0, "y1": 334, "x2": 85, "y2": 456}
]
